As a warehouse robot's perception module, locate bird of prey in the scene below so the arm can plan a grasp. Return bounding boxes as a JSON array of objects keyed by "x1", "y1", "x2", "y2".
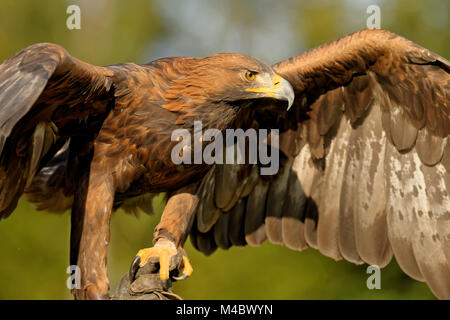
[{"x1": 0, "y1": 29, "x2": 448, "y2": 299}]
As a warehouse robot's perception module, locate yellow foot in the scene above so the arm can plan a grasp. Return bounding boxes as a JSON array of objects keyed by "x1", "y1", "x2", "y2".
[{"x1": 130, "y1": 239, "x2": 193, "y2": 282}]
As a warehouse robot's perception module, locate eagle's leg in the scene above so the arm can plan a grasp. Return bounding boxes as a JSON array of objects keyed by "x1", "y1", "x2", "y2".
[
  {"x1": 129, "y1": 183, "x2": 199, "y2": 285},
  {"x1": 70, "y1": 168, "x2": 115, "y2": 300}
]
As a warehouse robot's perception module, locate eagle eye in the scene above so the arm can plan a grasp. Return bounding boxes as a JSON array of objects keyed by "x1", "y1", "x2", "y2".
[{"x1": 244, "y1": 71, "x2": 257, "y2": 81}]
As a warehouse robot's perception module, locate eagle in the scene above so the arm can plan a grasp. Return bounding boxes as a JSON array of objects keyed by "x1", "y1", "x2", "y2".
[{"x1": 0, "y1": 29, "x2": 448, "y2": 299}]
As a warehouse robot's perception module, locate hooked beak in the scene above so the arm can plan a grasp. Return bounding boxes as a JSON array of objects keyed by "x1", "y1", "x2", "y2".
[{"x1": 246, "y1": 74, "x2": 295, "y2": 110}]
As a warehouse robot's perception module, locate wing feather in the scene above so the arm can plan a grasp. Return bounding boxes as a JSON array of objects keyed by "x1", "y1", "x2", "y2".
[
  {"x1": 385, "y1": 141, "x2": 424, "y2": 280},
  {"x1": 315, "y1": 115, "x2": 349, "y2": 261},
  {"x1": 244, "y1": 180, "x2": 269, "y2": 247},
  {"x1": 412, "y1": 161, "x2": 450, "y2": 298},
  {"x1": 415, "y1": 128, "x2": 447, "y2": 166},
  {"x1": 280, "y1": 156, "x2": 308, "y2": 251},
  {"x1": 0, "y1": 43, "x2": 116, "y2": 218},
  {"x1": 196, "y1": 167, "x2": 221, "y2": 233},
  {"x1": 265, "y1": 158, "x2": 292, "y2": 245},
  {"x1": 213, "y1": 211, "x2": 231, "y2": 250},
  {"x1": 346, "y1": 101, "x2": 392, "y2": 267},
  {"x1": 228, "y1": 199, "x2": 247, "y2": 247}
]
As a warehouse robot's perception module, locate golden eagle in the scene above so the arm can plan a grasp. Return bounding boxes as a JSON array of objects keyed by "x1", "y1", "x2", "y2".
[{"x1": 0, "y1": 29, "x2": 449, "y2": 299}]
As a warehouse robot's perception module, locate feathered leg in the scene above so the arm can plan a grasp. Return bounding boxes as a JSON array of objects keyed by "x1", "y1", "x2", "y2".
[{"x1": 70, "y1": 165, "x2": 115, "y2": 300}]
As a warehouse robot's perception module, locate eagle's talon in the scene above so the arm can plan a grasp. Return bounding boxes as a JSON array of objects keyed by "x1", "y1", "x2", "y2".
[
  {"x1": 172, "y1": 255, "x2": 193, "y2": 281},
  {"x1": 129, "y1": 255, "x2": 141, "y2": 281},
  {"x1": 172, "y1": 274, "x2": 189, "y2": 281},
  {"x1": 131, "y1": 239, "x2": 191, "y2": 283}
]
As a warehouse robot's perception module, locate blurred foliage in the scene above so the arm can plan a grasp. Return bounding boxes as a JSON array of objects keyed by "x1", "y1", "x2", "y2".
[
  {"x1": 295, "y1": 0, "x2": 449, "y2": 57},
  {"x1": 0, "y1": 0, "x2": 447, "y2": 299},
  {"x1": 0, "y1": 0, "x2": 163, "y2": 64}
]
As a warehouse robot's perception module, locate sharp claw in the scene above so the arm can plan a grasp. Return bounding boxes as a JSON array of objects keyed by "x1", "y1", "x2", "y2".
[
  {"x1": 172, "y1": 255, "x2": 193, "y2": 281},
  {"x1": 129, "y1": 255, "x2": 141, "y2": 281},
  {"x1": 172, "y1": 274, "x2": 189, "y2": 281}
]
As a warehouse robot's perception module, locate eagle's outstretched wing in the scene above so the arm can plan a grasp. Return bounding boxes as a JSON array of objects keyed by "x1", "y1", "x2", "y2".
[
  {"x1": 190, "y1": 29, "x2": 450, "y2": 298},
  {"x1": 0, "y1": 43, "x2": 115, "y2": 219}
]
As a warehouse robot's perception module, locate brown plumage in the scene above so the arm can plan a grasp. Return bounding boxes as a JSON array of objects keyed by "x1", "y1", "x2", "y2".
[{"x1": 0, "y1": 29, "x2": 449, "y2": 299}]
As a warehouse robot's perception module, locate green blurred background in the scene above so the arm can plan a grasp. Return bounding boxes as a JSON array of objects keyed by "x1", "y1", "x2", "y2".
[{"x1": 0, "y1": 0, "x2": 448, "y2": 299}]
